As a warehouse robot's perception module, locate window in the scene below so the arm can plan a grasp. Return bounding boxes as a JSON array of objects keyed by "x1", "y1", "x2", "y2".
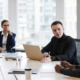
[
  {"x1": 40, "y1": 7, "x2": 42, "y2": 12},
  {"x1": 70, "y1": 7, "x2": 72, "y2": 15},
  {"x1": 44, "y1": 16, "x2": 55, "y2": 24},
  {"x1": 40, "y1": 25, "x2": 46, "y2": 31},
  {"x1": 52, "y1": 0, "x2": 56, "y2": 2},
  {"x1": 45, "y1": 35, "x2": 50, "y2": 42},
  {"x1": 40, "y1": 0, "x2": 42, "y2": 3},
  {"x1": 45, "y1": 0, "x2": 48, "y2": 2},
  {"x1": 27, "y1": 25, "x2": 35, "y2": 32},
  {"x1": 18, "y1": 0, "x2": 56, "y2": 46},
  {"x1": 64, "y1": 0, "x2": 77, "y2": 38},
  {"x1": 44, "y1": 16, "x2": 48, "y2": 23},
  {"x1": 40, "y1": 16, "x2": 42, "y2": 22},
  {"x1": 0, "y1": 0, "x2": 8, "y2": 30},
  {"x1": 53, "y1": 7, "x2": 56, "y2": 12}
]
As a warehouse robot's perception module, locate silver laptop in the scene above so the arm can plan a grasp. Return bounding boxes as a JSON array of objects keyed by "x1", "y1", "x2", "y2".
[{"x1": 23, "y1": 44, "x2": 43, "y2": 60}]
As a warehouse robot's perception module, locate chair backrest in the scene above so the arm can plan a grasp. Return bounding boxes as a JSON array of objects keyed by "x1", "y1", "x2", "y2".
[{"x1": 74, "y1": 39, "x2": 80, "y2": 64}]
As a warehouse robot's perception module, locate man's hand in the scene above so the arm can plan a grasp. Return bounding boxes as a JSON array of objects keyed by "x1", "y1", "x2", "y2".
[
  {"x1": 8, "y1": 30, "x2": 12, "y2": 35},
  {"x1": 42, "y1": 52, "x2": 49, "y2": 58},
  {"x1": 40, "y1": 57, "x2": 51, "y2": 63},
  {"x1": 60, "y1": 61, "x2": 75, "y2": 69},
  {"x1": 55, "y1": 64, "x2": 63, "y2": 73},
  {"x1": 0, "y1": 47, "x2": 2, "y2": 52}
]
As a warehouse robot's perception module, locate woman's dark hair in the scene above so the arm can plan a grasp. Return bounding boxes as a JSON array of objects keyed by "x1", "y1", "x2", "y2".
[{"x1": 1, "y1": 20, "x2": 9, "y2": 26}]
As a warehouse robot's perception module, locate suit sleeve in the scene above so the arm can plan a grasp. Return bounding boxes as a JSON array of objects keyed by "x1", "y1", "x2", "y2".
[
  {"x1": 60, "y1": 68, "x2": 80, "y2": 78},
  {"x1": 55, "y1": 38, "x2": 76, "y2": 61},
  {"x1": 76, "y1": 65, "x2": 80, "y2": 69},
  {"x1": 41, "y1": 38, "x2": 53, "y2": 54},
  {"x1": 9, "y1": 33, "x2": 16, "y2": 47}
]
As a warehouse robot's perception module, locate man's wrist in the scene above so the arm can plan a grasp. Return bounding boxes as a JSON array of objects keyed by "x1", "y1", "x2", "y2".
[
  {"x1": 60, "y1": 68, "x2": 65, "y2": 73},
  {"x1": 70, "y1": 65, "x2": 76, "y2": 69},
  {"x1": 51, "y1": 56, "x2": 58, "y2": 61},
  {"x1": 49, "y1": 56, "x2": 52, "y2": 61}
]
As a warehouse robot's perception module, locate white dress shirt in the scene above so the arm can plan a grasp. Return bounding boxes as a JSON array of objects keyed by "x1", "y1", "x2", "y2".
[{"x1": 1, "y1": 31, "x2": 8, "y2": 53}]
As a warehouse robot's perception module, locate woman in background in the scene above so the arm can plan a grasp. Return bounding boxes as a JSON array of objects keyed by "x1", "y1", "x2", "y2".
[{"x1": 0, "y1": 20, "x2": 16, "y2": 53}]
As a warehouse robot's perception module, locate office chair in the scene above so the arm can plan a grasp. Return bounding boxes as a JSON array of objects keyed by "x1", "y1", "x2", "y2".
[{"x1": 74, "y1": 39, "x2": 80, "y2": 64}]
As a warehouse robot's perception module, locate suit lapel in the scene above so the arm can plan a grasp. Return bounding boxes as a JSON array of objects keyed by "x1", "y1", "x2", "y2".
[{"x1": 0, "y1": 35, "x2": 3, "y2": 47}]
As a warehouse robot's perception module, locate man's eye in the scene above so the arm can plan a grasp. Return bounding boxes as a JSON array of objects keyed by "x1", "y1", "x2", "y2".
[{"x1": 53, "y1": 30, "x2": 56, "y2": 32}]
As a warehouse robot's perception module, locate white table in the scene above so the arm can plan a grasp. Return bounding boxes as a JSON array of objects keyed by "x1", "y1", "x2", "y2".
[{"x1": 0, "y1": 53, "x2": 80, "y2": 80}]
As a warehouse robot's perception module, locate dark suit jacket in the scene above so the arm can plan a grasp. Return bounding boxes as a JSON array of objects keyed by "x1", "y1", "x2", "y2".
[
  {"x1": 41, "y1": 34, "x2": 78, "y2": 65},
  {"x1": 60, "y1": 65, "x2": 80, "y2": 78},
  {"x1": 0, "y1": 31, "x2": 16, "y2": 53}
]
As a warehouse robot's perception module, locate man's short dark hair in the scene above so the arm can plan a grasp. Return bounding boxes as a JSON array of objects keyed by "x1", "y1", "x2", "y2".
[
  {"x1": 1, "y1": 20, "x2": 9, "y2": 26},
  {"x1": 51, "y1": 21, "x2": 63, "y2": 27}
]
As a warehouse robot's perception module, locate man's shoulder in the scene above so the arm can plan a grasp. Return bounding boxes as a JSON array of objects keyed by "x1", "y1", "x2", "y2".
[
  {"x1": 51, "y1": 36, "x2": 56, "y2": 40},
  {"x1": 11, "y1": 32, "x2": 16, "y2": 35},
  {"x1": 0, "y1": 31, "x2": 2, "y2": 35},
  {"x1": 11, "y1": 32, "x2": 16, "y2": 37},
  {"x1": 51, "y1": 34, "x2": 75, "y2": 42},
  {"x1": 66, "y1": 35, "x2": 75, "y2": 43}
]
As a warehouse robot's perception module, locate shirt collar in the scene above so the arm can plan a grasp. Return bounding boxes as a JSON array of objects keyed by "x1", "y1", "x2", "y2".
[
  {"x1": 55, "y1": 33, "x2": 67, "y2": 42},
  {"x1": 1, "y1": 31, "x2": 8, "y2": 36}
]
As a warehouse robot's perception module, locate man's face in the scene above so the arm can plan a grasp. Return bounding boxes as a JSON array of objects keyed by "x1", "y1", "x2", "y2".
[
  {"x1": 51, "y1": 24, "x2": 64, "y2": 38},
  {"x1": 1, "y1": 22, "x2": 9, "y2": 32}
]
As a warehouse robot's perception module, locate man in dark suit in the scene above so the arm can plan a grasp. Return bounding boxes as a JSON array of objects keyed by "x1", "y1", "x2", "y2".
[
  {"x1": 0, "y1": 20, "x2": 16, "y2": 53},
  {"x1": 55, "y1": 61, "x2": 80, "y2": 78},
  {"x1": 40, "y1": 21, "x2": 78, "y2": 65}
]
